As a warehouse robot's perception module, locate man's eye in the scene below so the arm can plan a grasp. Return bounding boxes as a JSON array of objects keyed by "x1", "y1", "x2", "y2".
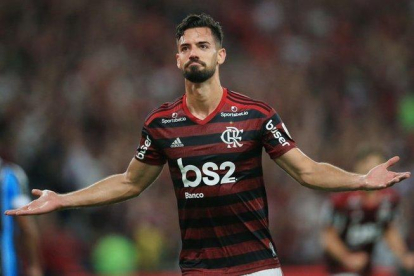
[
  {"x1": 200, "y1": 45, "x2": 208, "y2": 49},
  {"x1": 181, "y1": 47, "x2": 188, "y2": 52}
]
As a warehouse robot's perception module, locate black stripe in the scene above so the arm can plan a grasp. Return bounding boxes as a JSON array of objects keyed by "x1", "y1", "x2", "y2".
[
  {"x1": 173, "y1": 165, "x2": 264, "y2": 190},
  {"x1": 148, "y1": 99, "x2": 182, "y2": 117},
  {"x1": 183, "y1": 228, "x2": 271, "y2": 250},
  {"x1": 180, "y1": 249, "x2": 275, "y2": 269},
  {"x1": 228, "y1": 93, "x2": 271, "y2": 112},
  {"x1": 228, "y1": 91, "x2": 271, "y2": 108},
  {"x1": 227, "y1": 96, "x2": 272, "y2": 114},
  {"x1": 148, "y1": 116, "x2": 194, "y2": 128},
  {"x1": 158, "y1": 129, "x2": 260, "y2": 149},
  {"x1": 146, "y1": 98, "x2": 183, "y2": 120},
  {"x1": 179, "y1": 207, "x2": 268, "y2": 229},
  {"x1": 176, "y1": 184, "x2": 265, "y2": 209}
]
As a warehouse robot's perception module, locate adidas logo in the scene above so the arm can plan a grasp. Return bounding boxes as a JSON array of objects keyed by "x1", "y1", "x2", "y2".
[{"x1": 171, "y1": 137, "x2": 184, "y2": 148}]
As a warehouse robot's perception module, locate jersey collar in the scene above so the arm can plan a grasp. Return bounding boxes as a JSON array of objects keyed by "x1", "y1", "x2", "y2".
[{"x1": 183, "y1": 87, "x2": 228, "y2": 125}]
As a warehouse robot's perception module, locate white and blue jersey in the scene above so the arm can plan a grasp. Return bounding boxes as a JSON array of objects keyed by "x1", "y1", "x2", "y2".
[{"x1": 1, "y1": 159, "x2": 31, "y2": 276}]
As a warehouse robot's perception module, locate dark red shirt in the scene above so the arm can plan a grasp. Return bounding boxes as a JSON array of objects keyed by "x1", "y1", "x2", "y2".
[
  {"x1": 324, "y1": 190, "x2": 400, "y2": 275},
  {"x1": 136, "y1": 88, "x2": 296, "y2": 275}
]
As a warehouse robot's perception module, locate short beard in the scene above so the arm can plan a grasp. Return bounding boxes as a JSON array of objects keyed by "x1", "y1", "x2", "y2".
[{"x1": 183, "y1": 64, "x2": 216, "y2": 83}]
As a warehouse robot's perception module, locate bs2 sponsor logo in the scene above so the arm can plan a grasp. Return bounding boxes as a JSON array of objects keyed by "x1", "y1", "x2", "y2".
[
  {"x1": 177, "y1": 158, "x2": 236, "y2": 187},
  {"x1": 265, "y1": 120, "x2": 291, "y2": 147},
  {"x1": 136, "y1": 135, "x2": 152, "y2": 160}
]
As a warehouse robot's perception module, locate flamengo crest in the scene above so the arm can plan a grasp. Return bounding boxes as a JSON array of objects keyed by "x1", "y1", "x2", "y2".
[{"x1": 221, "y1": 127, "x2": 243, "y2": 148}]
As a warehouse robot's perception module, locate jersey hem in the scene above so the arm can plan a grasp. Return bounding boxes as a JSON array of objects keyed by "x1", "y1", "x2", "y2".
[
  {"x1": 181, "y1": 260, "x2": 280, "y2": 275},
  {"x1": 269, "y1": 145, "x2": 296, "y2": 160}
]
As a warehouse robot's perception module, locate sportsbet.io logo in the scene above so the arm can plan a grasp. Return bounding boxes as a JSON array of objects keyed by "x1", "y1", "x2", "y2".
[{"x1": 221, "y1": 127, "x2": 243, "y2": 148}]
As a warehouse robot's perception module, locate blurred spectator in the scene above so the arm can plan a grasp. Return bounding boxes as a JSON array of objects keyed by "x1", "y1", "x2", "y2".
[
  {"x1": 92, "y1": 234, "x2": 138, "y2": 276},
  {"x1": 0, "y1": 157, "x2": 42, "y2": 276},
  {"x1": 321, "y1": 148, "x2": 414, "y2": 275}
]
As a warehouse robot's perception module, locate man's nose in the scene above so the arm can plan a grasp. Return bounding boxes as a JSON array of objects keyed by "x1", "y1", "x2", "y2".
[{"x1": 189, "y1": 48, "x2": 199, "y2": 59}]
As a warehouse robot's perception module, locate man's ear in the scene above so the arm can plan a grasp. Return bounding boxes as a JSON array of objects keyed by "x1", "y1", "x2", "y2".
[
  {"x1": 217, "y1": 48, "x2": 226, "y2": 65},
  {"x1": 176, "y1": 53, "x2": 181, "y2": 69}
]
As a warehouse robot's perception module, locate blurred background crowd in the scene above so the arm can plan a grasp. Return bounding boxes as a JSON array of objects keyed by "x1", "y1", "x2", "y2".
[{"x1": 1, "y1": 0, "x2": 414, "y2": 275}]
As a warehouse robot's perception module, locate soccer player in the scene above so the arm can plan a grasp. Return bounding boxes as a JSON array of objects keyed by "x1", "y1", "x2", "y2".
[
  {"x1": 1, "y1": 157, "x2": 42, "y2": 276},
  {"x1": 5, "y1": 14, "x2": 411, "y2": 275},
  {"x1": 321, "y1": 148, "x2": 414, "y2": 275}
]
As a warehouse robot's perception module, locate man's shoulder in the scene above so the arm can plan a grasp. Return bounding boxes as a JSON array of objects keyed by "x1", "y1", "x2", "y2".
[
  {"x1": 330, "y1": 191, "x2": 359, "y2": 209},
  {"x1": 145, "y1": 95, "x2": 184, "y2": 125},
  {"x1": 0, "y1": 159, "x2": 29, "y2": 193},
  {"x1": 227, "y1": 89, "x2": 274, "y2": 115}
]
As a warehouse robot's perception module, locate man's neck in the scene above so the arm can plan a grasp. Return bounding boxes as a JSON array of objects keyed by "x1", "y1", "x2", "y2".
[{"x1": 184, "y1": 77, "x2": 223, "y2": 120}]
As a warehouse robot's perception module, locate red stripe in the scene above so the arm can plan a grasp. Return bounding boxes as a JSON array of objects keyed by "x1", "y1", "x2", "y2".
[
  {"x1": 165, "y1": 140, "x2": 259, "y2": 160},
  {"x1": 178, "y1": 195, "x2": 265, "y2": 219},
  {"x1": 146, "y1": 99, "x2": 183, "y2": 124},
  {"x1": 149, "y1": 118, "x2": 263, "y2": 139},
  {"x1": 181, "y1": 239, "x2": 273, "y2": 260},
  {"x1": 182, "y1": 217, "x2": 268, "y2": 239},
  {"x1": 227, "y1": 96, "x2": 272, "y2": 116},
  {"x1": 228, "y1": 91, "x2": 272, "y2": 112},
  {"x1": 146, "y1": 98, "x2": 182, "y2": 119}
]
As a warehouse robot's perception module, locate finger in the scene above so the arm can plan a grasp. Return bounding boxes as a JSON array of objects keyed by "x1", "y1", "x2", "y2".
[
  {"x1": 4, "y1": 205, "x2": 30, "y2": 216},
  {"x1": 385, "y1": 156, "x2": 400, "y2": 168},
  {"x1": 32, "y1": 189, "x2": 43, "y2": 197},
  {"x1": 387, "y1": 173, "x2": 410, "y2": 186},
  {"x1": 394, "y1": 172, "x2": 411, "y2": 181}
]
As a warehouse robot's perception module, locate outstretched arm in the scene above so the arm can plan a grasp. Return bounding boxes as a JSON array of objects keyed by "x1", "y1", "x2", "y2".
[
  {"x1": 274, "y1": 148, "x2": 410, "y2": 191},
  {"x1": 5, "y1": 158, "x2": 163, "y2": 216}
]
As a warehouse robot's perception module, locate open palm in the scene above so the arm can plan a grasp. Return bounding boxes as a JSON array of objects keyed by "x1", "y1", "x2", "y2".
[
  {"x1": 364, "y1": 156, "x2": 411, "y2": 190},
  {"x1": 5, "y1": 189, "x2": 62, "y2": 216}
]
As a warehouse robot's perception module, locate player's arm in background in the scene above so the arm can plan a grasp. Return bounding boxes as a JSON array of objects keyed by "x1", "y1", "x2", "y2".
[
  {"x1": 274, "y1": 148, "x2": 410, "y2": 191},
  {"x1": 383, "y1": 222, "x2": 414, "y2": 271},
  {"x1": 320, "y1": 200, "x2": 368, "y2": 272},
  {"x1": 321, "y1": 226, "x2": 369, "y2": 272},
  {"x1": 5, "y1": 158, "x2": 164, "y2": 216}
]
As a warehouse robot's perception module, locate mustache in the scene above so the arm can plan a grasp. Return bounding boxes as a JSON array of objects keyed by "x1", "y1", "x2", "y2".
[{"x1": 185, "y1": 59, "x2": 206, "y2": 68}]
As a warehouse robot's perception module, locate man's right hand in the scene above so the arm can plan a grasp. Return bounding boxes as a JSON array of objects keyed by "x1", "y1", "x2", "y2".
[
  {"x1": 5, "y1": 189, "x2": 63, "y2": 216},
  {"x1": 343, "y1": 252, "x2": 369, "y2": 272}
]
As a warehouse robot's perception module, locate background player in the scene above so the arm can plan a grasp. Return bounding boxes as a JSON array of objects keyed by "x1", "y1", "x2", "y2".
[
  {"x1": 4, "y1": 14, "x2": 411, "y2": 275},
  {"x1": 321, "y1": 148, "x2": 414, "y2": 275},
  {"x1": 1, "y1": 157, "x2": 43, "y2": 276}
]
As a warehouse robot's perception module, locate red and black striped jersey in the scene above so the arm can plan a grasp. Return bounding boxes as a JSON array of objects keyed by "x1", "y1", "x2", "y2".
[
  {"x1": 135, "y1": 88, "x2": 296, "y2": 275},
  {"x1": 323, "y1": 190, "x2": 400, "y2": 275}
]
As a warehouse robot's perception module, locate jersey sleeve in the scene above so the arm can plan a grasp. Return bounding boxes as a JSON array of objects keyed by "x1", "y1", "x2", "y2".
[
  {"x1": 261, "y1": 108, "x2": 296, "y2": 159},
  {"x1": 134, "y1": 126, "x2": 167, "y2": 166}
]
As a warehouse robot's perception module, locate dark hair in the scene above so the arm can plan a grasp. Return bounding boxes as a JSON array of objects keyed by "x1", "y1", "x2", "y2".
[{"x1": 176, "y1": 13, "x2": 224, "y2": 47}]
